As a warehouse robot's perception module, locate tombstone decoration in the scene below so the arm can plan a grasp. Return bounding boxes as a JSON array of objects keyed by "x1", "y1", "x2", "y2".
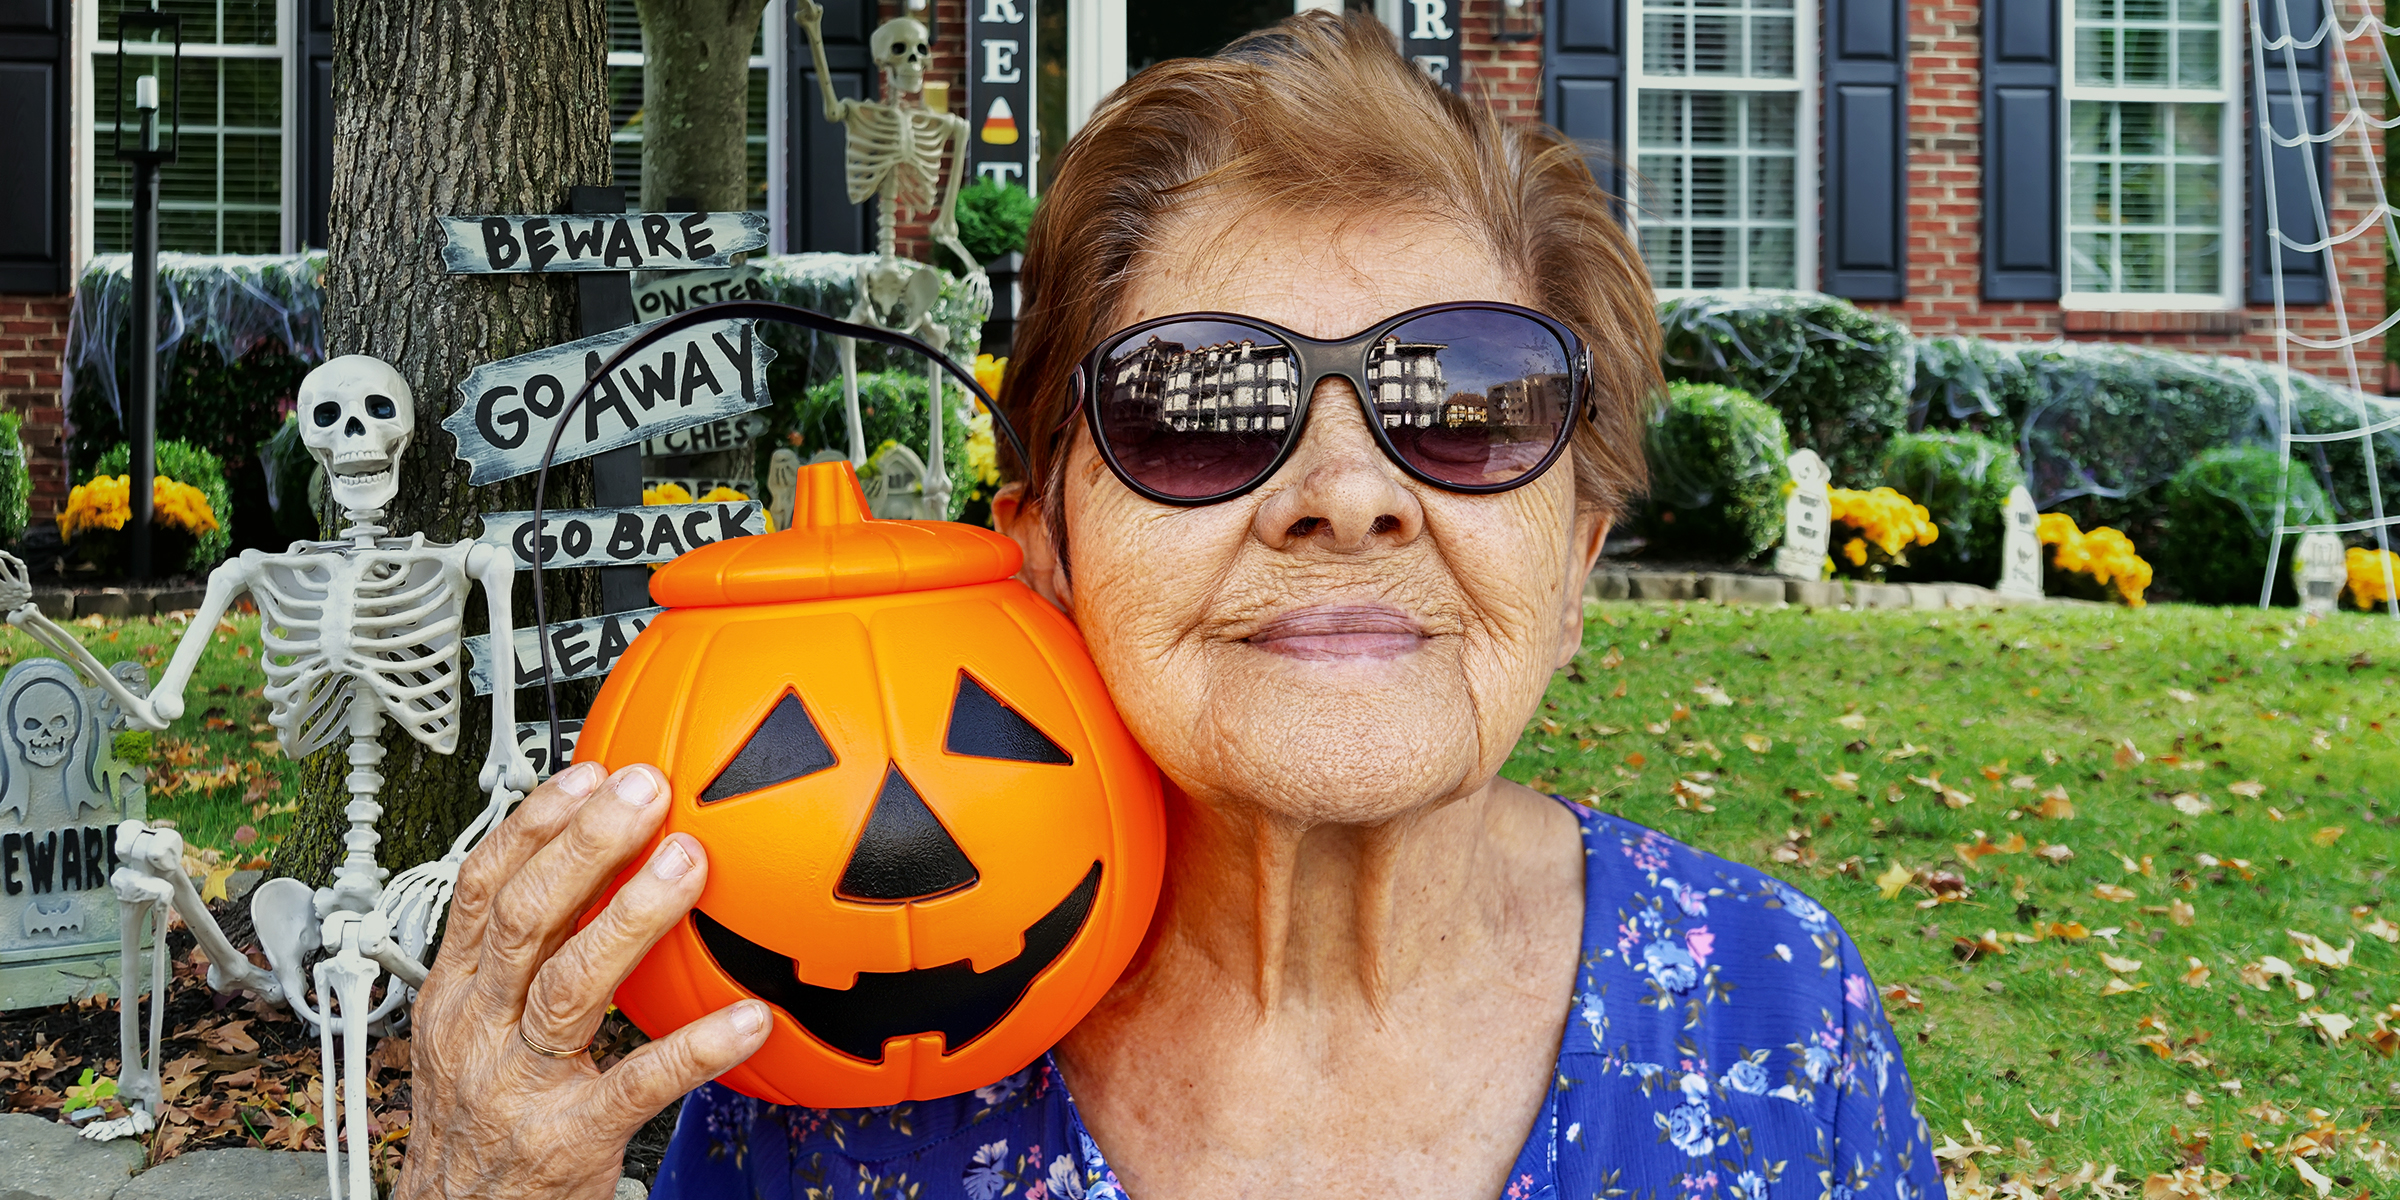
[
  {"x1": 1771, "y1": 449, "x2": 1832, "y2": 580},
  {"x1": 796, "y1": 0, "x2": 991, "y2": 520},
  {"x1": 0, "y1": 644, "x2": 148, "y2": 1011},
  {"x1": 1996, "y1": 486, "x2": 2044, "y2": 600},
  {"x1": 767, "y1": 447, "x2": 803, "y2": 534},
  {"x1": 2, "y1": 356, "x2": 538, "y2": 1200},
  {"x1": 2295, "y1": 532, "x2": 2346, "y2": 618}
]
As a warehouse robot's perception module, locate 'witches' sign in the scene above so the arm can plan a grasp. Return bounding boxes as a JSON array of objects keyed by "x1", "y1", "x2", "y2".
[
  {"x1": 445, "y1": 317, "x2": 776, "y2": 485},
  {"x1": 436, "y1": 211, "x2": 769, "y2": 274}
]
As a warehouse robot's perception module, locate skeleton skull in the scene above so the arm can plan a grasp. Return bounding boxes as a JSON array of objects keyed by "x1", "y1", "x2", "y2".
[
  {"x1": 872, "y1": 17, "x2": 930, "y2": 96},
  {"x1": 300, "y1": 355, "x2": 415, "y2": 516},
  {"x1": 11, "y1": 679, "x2": 78, "y2": 769}
]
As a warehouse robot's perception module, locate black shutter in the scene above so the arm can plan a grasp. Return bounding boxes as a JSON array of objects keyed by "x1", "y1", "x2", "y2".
[
  {"x1": 1821, "y1": 0, "x2": 1906, "y2": 298},
  {"x1": 0, "y1": 0, "x2": 69, "y2": 294},
  {"x1": 2249, "y1": 0, "x2": 2330, "y2": 305},
  {"x1": 294, "y1": 0, "x2": 335, "y2": 249},
  {"x1": 787, "y1": 0, "x2": 877, "y2": 254},
  {"x1": 1543, "y1": 0, "x2": 1624, "y2": 204},
  {"x1": 1982, "y1": 0, "x2": 2061, "y2": 301}
]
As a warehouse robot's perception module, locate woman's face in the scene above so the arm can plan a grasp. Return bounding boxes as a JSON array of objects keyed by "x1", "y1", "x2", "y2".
[{"x1": 1016, "y1": 205, "x2": 1608, "y2": 825}]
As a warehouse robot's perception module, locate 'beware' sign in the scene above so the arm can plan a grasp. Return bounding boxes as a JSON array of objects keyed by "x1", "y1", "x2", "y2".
[
  {"x1": 464, "y1": 607, "x2": 664, "y2": 697},
  {"x1": 481, "y1": 500, "x2": 767, "y2": 572},
  {"x1": 445, "y1": 317, "x2": 775, "y2": 486},
  {"x1": 436, "y1": 212, "x2": 769, "y2": 274}
]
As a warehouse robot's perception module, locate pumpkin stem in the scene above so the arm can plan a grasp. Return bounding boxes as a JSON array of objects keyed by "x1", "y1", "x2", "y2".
[{"x1": 794, "y1": 461, "x2": 872, "y2": 529}]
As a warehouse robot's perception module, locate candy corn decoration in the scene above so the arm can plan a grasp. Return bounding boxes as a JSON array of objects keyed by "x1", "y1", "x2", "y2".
[{"x1": 980, "y1": 96, "x2": 1020, "y2": 145}]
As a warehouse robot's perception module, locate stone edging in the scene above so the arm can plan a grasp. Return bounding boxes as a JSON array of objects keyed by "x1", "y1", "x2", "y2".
[
  {"x1": 1587, "y1": 567, "x2": 2063, "y2": 611},
  {"x1": 23, "y1": 588, "x2": 210, "y2": 621}
]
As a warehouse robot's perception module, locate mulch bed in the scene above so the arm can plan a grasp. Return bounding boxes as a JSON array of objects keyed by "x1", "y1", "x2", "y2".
[{"x1": 0, "y1": 901, "x2": 683, "y2": 1188}]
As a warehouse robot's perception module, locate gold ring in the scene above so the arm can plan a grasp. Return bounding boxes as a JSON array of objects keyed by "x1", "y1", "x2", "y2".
[{"x1": 518, "y1": 1027, "x2": 592, "y2": 1059}]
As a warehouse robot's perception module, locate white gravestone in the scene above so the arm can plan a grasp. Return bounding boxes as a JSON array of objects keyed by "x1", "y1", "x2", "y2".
[
  {"x1": 1771, "y1": 449, "x2": 1833, "y2": 579},
  {"x1": 0, "y1": 659, "x2": 147, "y2": 1009},
  {"x1": 1996, "y1": 486, "x2": 2044, "y2": 600},
  {"x1": 2295, "y1": 532, "x2": 2345, "y2": 618}
]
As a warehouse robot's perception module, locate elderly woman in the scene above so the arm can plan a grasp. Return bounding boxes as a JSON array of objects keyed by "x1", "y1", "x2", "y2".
[{"x1": 395, "y1": 13, "x2": 1939, "y2": 1200}]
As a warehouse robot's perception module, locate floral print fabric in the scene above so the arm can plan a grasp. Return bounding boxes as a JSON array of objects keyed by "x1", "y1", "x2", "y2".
[{"x1": 652, "y1": 804, "x2": 1941, "y2": 1200}]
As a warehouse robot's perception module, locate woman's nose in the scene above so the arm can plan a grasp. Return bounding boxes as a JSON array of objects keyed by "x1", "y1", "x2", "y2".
[{"x1": 1252, "y1": 376, "x2": 1424, "y2": 552}]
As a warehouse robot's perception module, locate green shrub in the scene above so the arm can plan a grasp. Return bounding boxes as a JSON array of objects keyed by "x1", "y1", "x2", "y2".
[
  {"x1": 775, "y1": 371, "x2": 978, "y2": 521},
  {"x1": 1657, "y1": 292, "x2": 1911, "y2": 486},
  {"x1": 1877, "y1": 431, "x2": 2024, "y2": 585},
  {"x1": 0, "y1": 410, "x2": 30, "y2": 546},
  {"x1": 1909, "y1": 335, "x2": 2041, "y2": 435},
  {"x1": 937, "y1": 177, "x2": 1037, "y2": 275},
  {"x1": 2156, "y1": 446, "x2": 2335, "y2": 606},
  {"x1": 1639, "y1": 382, "x2": 1792, "y2": 561},
  {"x1": 93, "y1": 440, "x2": 234, "y2": 572}
]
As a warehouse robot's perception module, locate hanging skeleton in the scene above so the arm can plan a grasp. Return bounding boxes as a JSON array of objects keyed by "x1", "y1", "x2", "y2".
[
  {"x1": 1, "y1": 355, "x2": 535, "y2": 1200},
  {"x1": 795, "y1": 0, "x2": 988, "y2": 519}
]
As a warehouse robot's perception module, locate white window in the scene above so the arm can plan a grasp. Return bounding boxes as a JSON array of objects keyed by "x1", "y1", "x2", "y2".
[
  {"x1": 1627, "y1": 0, "x2": 1816, "y2": 292},
  {"x1": 603, "y1": 0, "x2": 782, "y2": 220},
  {"x1": 2062, "y1": 0, "x2": 2238, "y2": 307},
  {"x1": 84, "y1": 0, "x2": 291, "y2": 255}
]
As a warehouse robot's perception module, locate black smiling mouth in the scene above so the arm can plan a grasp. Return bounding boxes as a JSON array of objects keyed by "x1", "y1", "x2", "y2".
[{"x1": 692, "y1": 861, "x2": 1103, "y2": 1063}]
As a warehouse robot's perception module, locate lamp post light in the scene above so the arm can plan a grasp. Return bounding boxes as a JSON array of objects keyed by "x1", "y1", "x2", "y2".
[{"x1": 111, "y1": 10, "x2": 181, "y2": 581}]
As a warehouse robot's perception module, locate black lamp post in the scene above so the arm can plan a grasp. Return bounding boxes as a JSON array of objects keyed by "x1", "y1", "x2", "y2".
[{"x1": 111, "y1": 10, "x2": 181, "y2": 580}]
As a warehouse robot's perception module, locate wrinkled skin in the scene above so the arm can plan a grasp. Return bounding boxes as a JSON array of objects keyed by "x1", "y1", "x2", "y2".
[{"x1": 396, "y1": 206, "x2": 1608, "y2": 1200}]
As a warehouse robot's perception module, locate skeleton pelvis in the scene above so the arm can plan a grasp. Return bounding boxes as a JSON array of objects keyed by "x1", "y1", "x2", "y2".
[{"x1": 857, "y1": 259, "x2": 944, "y2": 331}]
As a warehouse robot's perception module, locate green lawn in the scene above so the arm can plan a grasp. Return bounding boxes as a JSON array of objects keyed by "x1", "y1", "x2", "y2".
[
  {"x1": 1505, "y1": 599, "x2": 2398, "y2": 1199},
  {"x1": 14, "y1": 602, "x2": 2396, "y2": 1196}
]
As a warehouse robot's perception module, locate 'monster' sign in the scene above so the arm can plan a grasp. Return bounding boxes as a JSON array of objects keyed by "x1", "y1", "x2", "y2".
[{"x1": 0, "y1": 659, "x2": 147, "y2": 1009}]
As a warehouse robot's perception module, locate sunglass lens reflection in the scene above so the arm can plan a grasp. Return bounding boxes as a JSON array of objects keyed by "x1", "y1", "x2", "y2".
[
  {"x1": 1372, "y1": 309, "x2": 1575, "y2": 489},
  {"x1": 1097, "y1": 321, "x2": 1299, "y2": 500}
]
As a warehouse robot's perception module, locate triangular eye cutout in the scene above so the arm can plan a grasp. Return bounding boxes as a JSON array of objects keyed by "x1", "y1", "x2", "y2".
[
  {"x1": 700, "y1": 691, "x2": 838, "y2": 803},
  {"x1": 944, "y1": 672, "x2": 1073, "y2": 765}
]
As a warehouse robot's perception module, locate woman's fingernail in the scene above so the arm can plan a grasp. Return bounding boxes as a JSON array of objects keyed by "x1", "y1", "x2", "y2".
[
  {"x1": 649, "y1": 836, "x2": 695, "y2": 880},
  {"x1": 614, "y1": 766, "x2": 659, "y2": 806},
  {"x1": 556, "y1": 761, "x2": 604, "y2": 797},
  {"x1": 731, "y1": 1000, "x2": 767, "y2": 1035}
]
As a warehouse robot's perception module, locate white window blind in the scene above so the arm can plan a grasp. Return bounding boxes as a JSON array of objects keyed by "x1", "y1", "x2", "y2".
[
  {"x1": 89, "y1": 0, "x2": 285, "y2": 255},
  {"x1": 2062, "y1": 0, "x2": 2237, "y2": 305},
  {"x1": 1627, "y1": 0, "x2": 1815, "y2": 292}
]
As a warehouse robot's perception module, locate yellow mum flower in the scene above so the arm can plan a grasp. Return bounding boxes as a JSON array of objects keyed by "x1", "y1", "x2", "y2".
[
  {"x1": 2347, "y1": 546, "x2": 2399, "y2": 609},
  {"x1": 695, "y1": 486, "x2": 749, "y2": 504},
  {"x1": 973, "y1": 353, "x2": 1007, "y2": 400},
  {"x1": 643, "y1": 482, "x2": 694, "y2": 506},
  {"x1": 59, "y1": 474, "x2": 216, "y2": 541},
  {"x1": 1842, "y1": 537, "x2": 1868, "y2": 567}
]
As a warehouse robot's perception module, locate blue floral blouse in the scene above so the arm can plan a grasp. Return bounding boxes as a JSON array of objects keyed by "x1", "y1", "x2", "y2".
[{"x1": 651, "y1": 804, "x2": 1942, "y2": 1200}]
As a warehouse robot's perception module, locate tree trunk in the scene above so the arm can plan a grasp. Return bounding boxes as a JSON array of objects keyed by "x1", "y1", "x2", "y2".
[
  {"x1": 271, "y1": 0, "x2": 612, "y2": 885},
  {"x1": 636, "y1": 0, "x2": 773, "y2": 212}
]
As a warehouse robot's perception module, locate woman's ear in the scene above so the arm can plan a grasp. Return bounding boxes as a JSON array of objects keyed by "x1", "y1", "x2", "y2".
[
  {"x1": 994, "y1": 481, "x2": 1074, "y2": 615},
  {"x1": 1555, "y1": 510, "x2": 1609, "y2": 671}
]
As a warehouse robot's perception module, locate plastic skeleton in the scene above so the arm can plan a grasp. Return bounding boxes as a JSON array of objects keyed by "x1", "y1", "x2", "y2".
[
  {"x1": 795, "y1": 0, "x2": 989, "y2": 519},
  {"x1": 0, "y1": 355, "x2": 535, "y2": 1200}
]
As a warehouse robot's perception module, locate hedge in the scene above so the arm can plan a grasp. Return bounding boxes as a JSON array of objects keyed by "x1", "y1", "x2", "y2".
[
  {"x1": 1640, "y1": 382, "x2": 1792, "y2": 561},
  {"x1": 1658, "y1": 291, "x2": 1913, "y2": 487}
]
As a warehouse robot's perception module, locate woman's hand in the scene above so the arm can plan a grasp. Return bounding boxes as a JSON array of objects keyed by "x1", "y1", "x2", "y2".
[{"x1": 395, "y1": 761, "x2": 771, "y2": 1200}]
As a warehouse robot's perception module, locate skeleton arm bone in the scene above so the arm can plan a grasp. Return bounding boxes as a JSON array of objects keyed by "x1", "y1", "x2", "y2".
[
  {"x1": 928, "y1": 112, "x2": 993, "y2": 314},
  {"x1": 115, "y1": 821, "x2": 285, "y2": 1002},
  {"x1": 465, "y1": 542, "x2": 536, "y2": 795},
  {"x1": 792, "y1": 0, "x2": 855, "y2": 124},
  {"x1": 8, "y1": 554, "x2": 263, "y2": 730}
]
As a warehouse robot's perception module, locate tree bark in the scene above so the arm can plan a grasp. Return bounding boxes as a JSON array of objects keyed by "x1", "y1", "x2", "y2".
[
  {"x1": 272, "y1": 0, "x2": 612, "y2": 885},
  {"x1": 636, "y1": 0, "x2": 773, "y2": 212}
]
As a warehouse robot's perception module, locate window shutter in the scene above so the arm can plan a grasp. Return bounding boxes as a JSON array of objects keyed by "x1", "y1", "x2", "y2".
[
  {"x1": 2249, "y1": 0, "x2": 2330, "y2": 305},
  {"x1": 787, "y1": 0, "x2": 877, "y2": 254},
  {"x1": 1822, "y1": 0, "x2": 1907, "y2": 299},
  {"x1": 295, "y1": 0, "x2": 335, "y2": 249},
  {"x1": 1981, "y1": 0, "x2": 2061, "y2": 301},
  {"x1": 0, "y1": 0, "x2": 68, "y2": 293},
  {"x1": 1543, "y1": 0, "x2": 1624, "y2": 205}
]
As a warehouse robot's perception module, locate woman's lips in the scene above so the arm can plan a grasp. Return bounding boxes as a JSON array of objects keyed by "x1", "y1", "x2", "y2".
[{"x1": 1243, "y1": 604, "x2": 1430, "y2": 660}]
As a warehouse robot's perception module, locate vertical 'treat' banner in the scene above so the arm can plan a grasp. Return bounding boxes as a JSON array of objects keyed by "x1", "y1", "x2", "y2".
[
  {"x1": 965, "y1": 0, "x2": 1037, "y2": 191},
  {"x1": 1398, "y1": 0, "x2": 1464, "y2": 92}
]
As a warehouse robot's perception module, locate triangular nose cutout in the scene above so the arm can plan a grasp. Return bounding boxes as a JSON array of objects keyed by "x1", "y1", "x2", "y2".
[{"x1": 837, "y1": 764, "x2": 980, "y2": 902}]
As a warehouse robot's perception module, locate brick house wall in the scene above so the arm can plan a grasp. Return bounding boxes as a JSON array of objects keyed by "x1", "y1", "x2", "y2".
[
  {"x1": 0, "y1": 297, "x2": 71, "y2": 522},
  {"x1": 1872, "y1": 1, "x2": 2387, "y2": 386}
]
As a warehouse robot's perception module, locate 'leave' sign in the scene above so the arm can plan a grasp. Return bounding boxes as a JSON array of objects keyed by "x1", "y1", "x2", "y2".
[
  {"x1": 436, "y1": 212, "x2": 769, "y2": 274},
  {"x1": 445, "y1": 317, "x2": 775, "y2": 486},
  {"x1": 481, "y1": 500, "x2": 767, "y2": 572},
  {"x1": 464, "y1": 607, "x2": 665, "y2": 696}
]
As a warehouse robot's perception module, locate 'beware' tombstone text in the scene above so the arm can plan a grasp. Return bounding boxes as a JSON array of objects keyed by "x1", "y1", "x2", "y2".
[
  {"x1": 445, "y1": 317, "x2": 775, "y2": 485},
  {"x1": 437, "y1": 211, "x2": 769, "y2": 274}
]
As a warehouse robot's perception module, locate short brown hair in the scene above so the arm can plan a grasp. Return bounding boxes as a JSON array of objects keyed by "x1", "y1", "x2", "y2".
[{"x1": 1000, "y1": 9, "x2": 1658, "y2": 524}]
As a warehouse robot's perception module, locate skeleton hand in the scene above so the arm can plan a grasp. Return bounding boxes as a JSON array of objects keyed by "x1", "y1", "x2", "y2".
[
  {"x1": 0, "y1": 552, "x2": 31, "y2": 612},
  {"x1": 394, "y1": 762, "x2": 768, "y2": 1200},
  {"x1": 793, "y1": 0, "x2": 823, "y2": 30}
]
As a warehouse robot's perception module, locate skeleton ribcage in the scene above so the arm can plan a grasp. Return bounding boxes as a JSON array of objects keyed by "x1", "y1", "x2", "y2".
[
  {"x1": 251, "y1": 543, "x2": 470, "y2": 760},
  {"x1": 845, "y1": 105, "x2": 948, "y2": 210}
]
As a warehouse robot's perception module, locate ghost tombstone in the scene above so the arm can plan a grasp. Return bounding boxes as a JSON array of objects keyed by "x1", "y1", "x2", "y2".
[
  {"x1": 1996, "y1": 486, "x2": 2044, "y2": 600},
  {"x1": 0, "y1": 658, "x2": 147, "y2": 1009},
  {"x1": 2294, "y1": 532, "x2": 2346, "y2": 618},
  {"x1": 1771, "y1": 449, "x2": 1833, "y2": 579}
]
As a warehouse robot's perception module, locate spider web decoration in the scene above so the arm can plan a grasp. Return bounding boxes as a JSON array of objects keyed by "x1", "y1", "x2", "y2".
[{"x1": 2253, "y1": 0, "x2": 2400, "y2": 613}]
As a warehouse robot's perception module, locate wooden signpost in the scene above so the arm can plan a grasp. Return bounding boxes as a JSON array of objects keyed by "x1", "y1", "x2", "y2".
[
  {"x1": 436, "y1": 211, "x2": 769, "y2": 274},
  {"x1": 463, "y1": 607, "x2": 665, "y2": 697},
  {"x1": 633, "y1": 264, "x2": 767, "y2": 321},
  {"x1": 479, "y1": 499, "x2": 767, "y2": 572}
]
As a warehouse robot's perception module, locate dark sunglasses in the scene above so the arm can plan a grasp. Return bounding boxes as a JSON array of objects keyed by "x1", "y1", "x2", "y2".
[{"x1": 1065, "y1": 301, "x2": 1594, "y2": 506}]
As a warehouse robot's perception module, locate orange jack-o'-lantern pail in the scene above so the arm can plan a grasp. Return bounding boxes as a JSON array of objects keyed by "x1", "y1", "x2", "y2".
[{"x1": 576, "y1": 462, "x2": 1165, "y2": 1108}]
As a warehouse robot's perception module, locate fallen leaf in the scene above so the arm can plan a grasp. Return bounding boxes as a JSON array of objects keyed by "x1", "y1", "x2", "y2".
[
  {"x1": 2228, "y1": 779, "x2": 2264, "y2": 799},
  {"x1": 1693, "y1": 683, "x2": 1734, "y2": 707},
  {"x1": 2027, "y1": 1103, "x2": 2062, "y2": 1129},
  {"x1": 2364, "y1": 916, "x2": 2400, "y2": 943},
  {"x1": 2292, "y1": 1155, "x2": 2335, "y2": 1198},
  {"x1": 2099, "y1": 977, "x2": 2147, "y2": 995},
  {"x1": 2094, "y1": 883, "x2": 2138, "y2": 903},
  {"x1": 1742, "y1": 732, "x2": 1772, "y2": 754},
  {"x1": 2179, "y1": 958, "x2": 2211, "y2": 987},
  {"x1": 2311, "y1": 825, "x2": 2345, "y2": 847},
  {"x1": 1836, "y1": 711, "x2": 1868, "y2": 730},
  {"x1": 2046, "y1": 921, "x2": 2091, "y2": 940},
  {"x1": 2169, "y1": 793, "x2": 2212, "y2": 816},
  {"x1": 1881, "y1": 982, "x2": 1924, "y2": 1011},
  {"x1": 199, "y1": 864, "x2": 236, "y2": 905},
  {"x1": 2114, "y1": 740, "x2": 2144, "y2": 768},
  {"x1": 1876, "y1": 862, "x2": 1914, "y2": 900},
  {"x1": 2099, "y1": 952, "x2": 2145, "y2": 973},
  {"x1": 2297, "y1": 1010, "x2": 2354, "y2": 1043},
  {"x1": 2036, "y1": 786, "x2": 2076, "y2": 819},
  {"x1": 2034, "y1": 842, "x2": 2076, "y2": 865},
  {"x1": 1668, "y1": 776, "x2": 1717, "y2": 813},
  {"x1": 2287, "y1": 930, "x2": 2353, "y2": 970},
  {"x1": 1825, "y1": 770, "x2": 1860, "y2": 792},
  {"x1": 198, "y1": 1019, "x2": 258, "y2": 1054},
  {"x1": 2166, "y1": 688, "x2": 2197, "y2": 703},
  {"x1": 1598, "y1": 646, "x2": 1623, "y2": 670}
]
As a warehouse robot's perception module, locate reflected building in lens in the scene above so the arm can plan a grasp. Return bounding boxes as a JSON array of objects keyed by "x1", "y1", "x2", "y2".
[{"x1": 1109, "y1": 333, "x2": 1450, "y2": 433}]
